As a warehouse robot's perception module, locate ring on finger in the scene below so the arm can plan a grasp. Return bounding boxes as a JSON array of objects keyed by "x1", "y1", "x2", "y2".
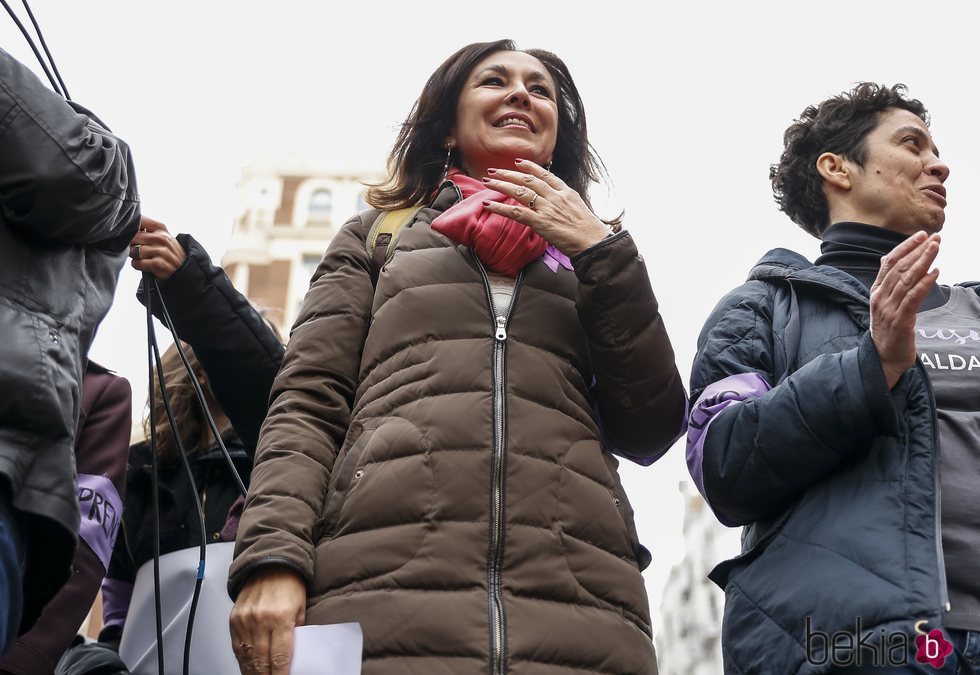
[
  {"x1": 528, "y1": 194, "x2": 539, "y2": 209},
  {"x1": 239, "y1": 640, "x2": 253, "y2": 652},
  {"x1": 131, "y1": 244, "x2": 141, "y2": 260}
]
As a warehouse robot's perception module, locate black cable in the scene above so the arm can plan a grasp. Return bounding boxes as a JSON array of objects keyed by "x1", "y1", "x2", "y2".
[
  {"x1": 145, "y1": 279, "x2": 249, "y2": 674},
  {"x1": 146, "y1": 304, "x2": 206, "y2": 675},
  {"x1": 154, "y1": 279, "x2": 248, "y2": 498},
  {"x1": 0, "y1": 0, "x2": 63, "y2": 96},
  {"x1": 19, "y1": 0, "x2": 69, "y2": 99},
  {"x1": 143, "y1": 274, "x2": 166, "y2": 675}
]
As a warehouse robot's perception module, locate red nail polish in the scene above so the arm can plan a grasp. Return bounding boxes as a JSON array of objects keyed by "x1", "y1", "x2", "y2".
[
  {"x1": 482, "y1": 201, "x2": 490, "y2": 207},
  {"x1": 487, "y1": 168, "x2": 497, "y2": 174},
  {"x1": 482, "y1": 177, "x2": 490, "y2": 183},
  {"x1": 515, "y1": 158, "x2": 524, "y2": 164}
]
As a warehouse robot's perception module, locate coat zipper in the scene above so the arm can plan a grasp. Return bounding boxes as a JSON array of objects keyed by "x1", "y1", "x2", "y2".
[
  {"x1": 915, "y1": 361, "x2": 950, "y2": 610},
  {"x1": 775, "y1": 273, "x2": 950, "y2": 612},
  {"x1": 477, "y1": 261, "x2": 524, "y2": 675}
]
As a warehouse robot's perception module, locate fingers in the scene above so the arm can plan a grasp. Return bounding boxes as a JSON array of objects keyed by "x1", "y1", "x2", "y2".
[
  {"x1": 514, "y1": 158, "x2": 565, "y2": 190},
  {"x1": 269, "y1": 622, "x2": 296, "y2": 675},
  {"x1": 872, "y1": 235, "x2": 939, "y2": 312},
  {"x1": 482, "y1": 177, "x2": 541, "y2": 209},
  {"x1": 139, "y1": 215, "x2": 170, "y2": 234},
  {"x1": 129, "y1": 229, "x2": 187, "y2": 280},
  {"x1": 481, "y1": 199, "x2": 534, "y2": 226},
  {"x1": 869, "y1": 232, "x2": 942, "y2": 389},
  {"x1": 872, "y1": 231, "x2": 937, "y2": 295},
  {"x1": 229, "y1": 569, "x2": 306, "y2": 675},
  {"x1": 486, "y1": 160, "x2": 565, "y2": 195},
  {"x1": 231, "y1": 604, "x2": 275, "y2": 675},
  {"x1": 898, "y1": 266, "x2": 941, "y2": 316},
  {"x1": 871, "y1": 233, "x2": 939, "y2": 322}
]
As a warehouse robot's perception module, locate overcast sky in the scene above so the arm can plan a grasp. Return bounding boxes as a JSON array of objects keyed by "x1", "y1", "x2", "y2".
[{"x1": 3, "y1": 0, "x2": 978, "y2": 642}]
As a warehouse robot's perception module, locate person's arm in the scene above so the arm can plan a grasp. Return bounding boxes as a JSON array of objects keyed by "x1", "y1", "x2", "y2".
[
  {"x1": 572, "y1": 231, "x2": 687, "y2": 463},
  {"x1": 479, "y1": 160, "x2": 686, "y2": 461},
  {"x1": 0, "y1": 369, "x2": 131, "y2": 673},
  {"x1": 686, "y1": 279, "x2": 899, "y2": 526},
  {"x1": 687, "y1": 233, "x2": 939, "y2": 527},
  {"x1": 97, "y1": 500, "x2": 139, "y2": 650},
  {"x1": 132, "y1": 217, "x2": 285, "y2": 455},
  {"x1": 228, "y1": 212, "x2": 376, "y2": 675},
  {"x1": 0, "y1": 48, "x2": 139, "y2": 248},
  {"x1": 98, "y1": 448, "x2": 148, "y2": 649}
]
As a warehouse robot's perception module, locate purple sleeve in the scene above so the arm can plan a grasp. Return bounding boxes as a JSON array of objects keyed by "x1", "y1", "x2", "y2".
[
  {"x1": 220, "y1": 494, "x2": 245, "y2": 542},
  {"x1": 687, "y1": 372, "x2": 773, "y2": 498},
  {"x1": 77, "y1": 473, "x2": 124, "y2": 570},
  {"x1": 101, "y1": 577, "x2": 134, "y2": 631}
]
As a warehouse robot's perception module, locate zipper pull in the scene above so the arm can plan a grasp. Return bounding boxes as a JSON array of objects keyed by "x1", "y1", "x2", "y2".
[{"x1": 495, "y1": 316, "x2": 507, "y2": 341}]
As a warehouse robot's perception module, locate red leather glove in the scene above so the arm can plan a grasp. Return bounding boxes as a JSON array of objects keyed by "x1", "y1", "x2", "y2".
[{"x1": 431, "y1": 189, "x2": 546, "y2": 277}]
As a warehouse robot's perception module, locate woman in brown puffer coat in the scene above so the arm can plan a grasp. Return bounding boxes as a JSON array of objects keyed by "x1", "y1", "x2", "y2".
[{"x1": 228, "y1": 39, "x2": 686, "y2": 675}]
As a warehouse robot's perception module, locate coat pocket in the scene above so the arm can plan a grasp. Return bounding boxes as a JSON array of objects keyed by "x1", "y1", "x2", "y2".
[
  {"x1": 0, "y1": 299, "x2": 77, "y2": 445},
  {"x1": 318, "y1": 420, "x2": 379, "y2": 537},
  {"x1": 318, "y1": 416, "x2": 433, "y2": 538}
]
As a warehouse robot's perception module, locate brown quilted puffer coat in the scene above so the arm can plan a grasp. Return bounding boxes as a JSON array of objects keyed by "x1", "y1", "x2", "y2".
[{"x1": 229, "y1": 185, "x2": 686, "y2": 674}]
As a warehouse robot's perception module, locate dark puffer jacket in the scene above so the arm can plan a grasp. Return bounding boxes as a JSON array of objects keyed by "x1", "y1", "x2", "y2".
[
  {"x1": 230, "y1": 184, "x2": 686, "y2": 674},
  {"x1": 99, "y1": 233, "x2": 284, "y2": 642},
  {"x1": 688, "y1": 248, "x2": 948, "y2": 674},
  {"x1": 0, "y1": 47, "x2": 140, "y2": 628}
]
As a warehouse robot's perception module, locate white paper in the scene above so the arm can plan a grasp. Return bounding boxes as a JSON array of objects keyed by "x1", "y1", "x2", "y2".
[
  {"x1": 290, "y1": 623, "x2": 363, "y2": 675},
  {"x1": 120, "y1": 542, "x2": 239, "y2": 675}
]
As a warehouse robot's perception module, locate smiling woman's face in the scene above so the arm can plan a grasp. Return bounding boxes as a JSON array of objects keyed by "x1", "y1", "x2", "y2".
[{"x1": 449, "y1": 50, "x2": 559, "y2": 178}]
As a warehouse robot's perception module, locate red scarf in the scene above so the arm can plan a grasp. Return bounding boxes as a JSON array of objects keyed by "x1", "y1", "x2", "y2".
[{"x1": 430, "y1": 170, "x2": 547, "y2": 277}]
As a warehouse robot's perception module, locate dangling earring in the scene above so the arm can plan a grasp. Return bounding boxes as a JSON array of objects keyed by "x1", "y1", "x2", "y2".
[{"x1": 441, "y1": 145, "x2": 454, "y2": 183}]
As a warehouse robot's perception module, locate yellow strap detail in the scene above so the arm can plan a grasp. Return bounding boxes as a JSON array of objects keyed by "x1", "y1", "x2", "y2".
[{"x1": 366, "y1": 206, "x2": 422, "y2": 258}]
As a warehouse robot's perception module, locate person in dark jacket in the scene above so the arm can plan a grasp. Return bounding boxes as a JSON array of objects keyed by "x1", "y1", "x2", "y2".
[
  {"x1": 0, "y1": 47, "x2": 140, "y2": 652},
  {"x1": 45, "y1": 217, "x2": 281, "y2": 672},
  {"x1": 0, "y1": 364, "x2": 131, "y2": 675},
  {"x1": 128, "y1": 217, "x2": 285, "y2": 454},
  {"x1": 687, "y1": 83, "x2": 979, "y2": 673},
  {"x1": 99, "y1": 217, "x2": 284, "y2": 645}
]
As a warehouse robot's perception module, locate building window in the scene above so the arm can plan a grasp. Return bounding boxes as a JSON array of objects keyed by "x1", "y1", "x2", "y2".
[{"x1": 308, "y1": 189, "x2": 333, "y2": 223}]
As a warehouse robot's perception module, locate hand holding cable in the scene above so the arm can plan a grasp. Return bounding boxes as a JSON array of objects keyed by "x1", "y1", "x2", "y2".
[{"x1": 130, "y1": 216, "x2": 187, "y2": 280}]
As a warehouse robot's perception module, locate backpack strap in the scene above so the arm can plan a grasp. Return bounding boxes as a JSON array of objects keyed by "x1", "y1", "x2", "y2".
[
  {"x1": 365, "y1": 206, "x2": 423, "y2": 285},
  {"x1": 775, "y1": 280, "x2": 801, "y2": 385}
]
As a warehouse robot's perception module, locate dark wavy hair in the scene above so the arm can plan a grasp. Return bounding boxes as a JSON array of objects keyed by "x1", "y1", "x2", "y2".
[
  {"x1": 144, "y1": 341, "x2": 219, "y2": 466},
  {"x1": 770, "y1": 83, "x2": 929, "y2": 237},
  {"x1": 366, "y1": 39, "x2": 619, "y2": 228}
]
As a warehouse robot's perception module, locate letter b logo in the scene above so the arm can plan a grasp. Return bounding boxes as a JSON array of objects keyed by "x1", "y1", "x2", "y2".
[{"x1": 915, "y1": 629, "x2": 953, "y2": 668}]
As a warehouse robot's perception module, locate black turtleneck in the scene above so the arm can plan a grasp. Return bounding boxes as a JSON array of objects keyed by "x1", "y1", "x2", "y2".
[{"x1": 815, "y1": 222, "x2": 949, "y2": 311}]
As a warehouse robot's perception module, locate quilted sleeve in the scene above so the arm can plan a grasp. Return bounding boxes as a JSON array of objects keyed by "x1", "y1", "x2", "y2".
[
  {"x1": 687, "y1": 281, "x2": 898, "y2": 526},
  {"x1": 573, "y1": 231, "x2": 687, "y2": 463},
  {"x1": 227, "y1": 212, "x2": 375, "y2": 597}
]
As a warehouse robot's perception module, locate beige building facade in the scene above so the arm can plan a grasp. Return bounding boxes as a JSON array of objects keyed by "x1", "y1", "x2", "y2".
[{"x1": 221, "y1": 158, "x2": 381, "y2": 334}]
